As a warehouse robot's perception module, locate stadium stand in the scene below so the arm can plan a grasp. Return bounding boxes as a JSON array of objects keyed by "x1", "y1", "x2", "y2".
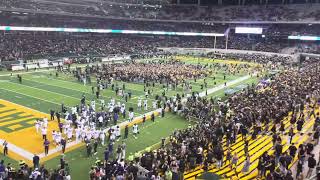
[
  {"x1": 1, "y1": 1, "x2": 320, "y2": 180},
  {"x1": 1, "y1": 1, "x2": 320, "y2": 21}
]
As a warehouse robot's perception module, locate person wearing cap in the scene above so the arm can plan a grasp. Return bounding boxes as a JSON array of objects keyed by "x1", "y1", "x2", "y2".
[
  {"x1": 2, "y1": 140, "x2": 8, "y2": 156},
  {"x1": 124, "y1": 125, "x2": 129, "y2": 139},
  {"x1": 44, "y1": 139, "x2": 50, "y2": 156},
  {"x1": 64, "y1": 163, "x2": 71, "y2": 180},
  {"x1": 61, "y1": 138, "x2": 66, "y2": 154},
  {"x1": 0, "y1": 160, "x2": 5, "y2": 179},
  {"x1": 31, "y1": 168, "x2": 41, "y2": 179},
  {"x1": 33, "y1": 154, "x2": 40, "y2": 169}
]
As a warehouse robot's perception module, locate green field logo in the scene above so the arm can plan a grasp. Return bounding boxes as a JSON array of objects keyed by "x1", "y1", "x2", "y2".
[{"x1": 0, "y1": 101, "x2": 38, "y2": 133}]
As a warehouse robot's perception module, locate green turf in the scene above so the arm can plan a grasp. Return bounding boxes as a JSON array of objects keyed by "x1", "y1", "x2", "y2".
[
  {"x1": 0, "y1": 57, "x2": 260, "y2": 179},
  {"x1": 43, "y1": 114, "x2": 189, "y2": 179}
]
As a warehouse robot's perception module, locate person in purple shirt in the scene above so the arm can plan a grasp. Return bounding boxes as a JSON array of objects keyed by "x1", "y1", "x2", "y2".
[
  {"x1": 104, "y1": 148, "x2": 109, "y2": 162},
  {"x1": 44, "y1": 139, "x2": 50, "y2": 156},
  {"x1": 108, "y1": 142, "x2": 114, "y2": 156},
  {"x1": 0, "y1": 160, "x2": 5, "y2": 179},
  {"x1": 58, "y1": 122, "x2": 63, "y2": 133},
  {"x1": 113, "y1": 113, "x2": 119, "y2": 125}
]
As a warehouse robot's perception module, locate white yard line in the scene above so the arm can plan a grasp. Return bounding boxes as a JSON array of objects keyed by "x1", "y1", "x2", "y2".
[
  {"x1": 23, "y1": 76, "x2": 138, "y2": 106},
  {"x1": 0, "y1": 63, "x2": 92, "y2": 77},
  {"x1": 198, "y1": 74, "x2": 254, "y2": 98},
  {"x1": 0, "y1": 139, "x2": 34, "y2": 160},
  {"x1": 5, "y1": 81, "x2": 81, "y2": 102},
  {"x1": 0, "y1": 69, "x2": 56, "y2": 77},
  {"x1": 37, "y1": 140, "x2": 80, "y2": 158},
  {"x1": 0, "y1": 88, "x2": 66, "y2": 107}
]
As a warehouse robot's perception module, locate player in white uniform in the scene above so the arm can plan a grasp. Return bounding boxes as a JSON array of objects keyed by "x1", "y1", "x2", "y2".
[
  {"x1": 52, "y1": 130, "x2": 57, "y2": 144},
  {"x1": 90, "y1": 122, "x2": 95, "y2": 130},
  {"x1": 82, "y1": 110, "x2": 87, "y2": 118},
  {"x1": 137, "y1": 98, "x2": 142, "y2": 111},
  {"x1": 55, "y1": 132, "x2": 62, "y2": 145},
  {"x1": 115, "y1": 126, "x2": 121, "y2": 141},
  {"x1": 152, "y1": 100, "x2": 157, "y2": 109},
  {"x1": 75, "y1": 127, "x2": 81, "y2": 142},
  {"x1": 98, "y1": 115, "x2": 104, "y2": 127},
  {"x1": 109, "y1": 105, "x2": 114, "y2": 113},
  {"x1": 100, "y1": 99, "x2": 105, "y2": 110},
  {"x1": 129, "y1": 111, "x2": 134, "y2": 122},
  {"x1": 81, "y1": 129, "x2": 86, "y2": 141},
  {"x1": 91, "y1": 100, "x2": 96, "y2": 111},
  {"x1": 71, "y1": 106, "x2": 77, "y2": 115},
  {"x1": 41, "y1": 127, "x2": 47, "y2": 140},
  {"x1": 120, "y1": 106, "x2": 125, "y2": 116},
  {"x1": 110, "y1": 129, "x2": 116, "y2": 142},
  {"x1": 93, "y1": 130, "x2": 100, "y2": 140},
  {"x1": 43, "y1": 117, "x2": 48, "y2": 128},
  {"x1": 121, "y1": 142, "x2": 126, "y2": 159},
  {"x1": 83, "y1": 76, "x2": 86, "y2": 86},
  {"x1": 87, "y1": 129, "x2": 93, "y2": 140},
  {"x1": 110, "y1": 98, "x2": 115, "y2": 106},
  {"x1": 35, "y1": 120, "x2": 40, "y2": 133},
  {"x1": 64, "y1": 123, "x2": 70, "y2": 135},
  {"x1": 132, "y1": 124, "x2": 139, "y2": 139},
  {"x1": 174, "y1": 106, "x2": 178, "y2": 113},
  {"x1": 100, "y1": 129, "x2": 106, "y2": 146},
  {"x1": 67, "y1": 128, "x2": 73, "y2": 141}
]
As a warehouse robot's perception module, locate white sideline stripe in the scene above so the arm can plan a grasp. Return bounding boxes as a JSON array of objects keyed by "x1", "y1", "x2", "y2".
[
  {"x1": 0, "y1": 63, "x2": 92, "y2": 77},
  {"x1": 198, "y1": 74, "x2": 254, "y2": 98},
  {"x1": 0, "y1": 69, "x2": 56, "y2": 77},
  {"x1": 0, "y1": 74, "x2": 254, "y2": 161},
  {"x1": 0, "y1": 88, "x2": 68, "y2": 107},
  {"x1": 38, "y1": 140, "x2": 80, "y2": 158},
  {"x1": 0, "y1": 139, "x2": 34, "y2": 160}
]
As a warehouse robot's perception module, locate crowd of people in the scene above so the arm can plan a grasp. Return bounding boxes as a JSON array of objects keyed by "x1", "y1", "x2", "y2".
[
  {"x1": 87, "y1": 60, "x2": 209, "y2": 85},
  {"x1": 129, "y1": 61, "x2": 320, "y2": 179},
  {"x1": 1, "y1": 1, "x2": 320, "y2": 178},
  {"x1": 0, "y1": 34, "x2": 160, "y2": 61},
  {"x1": 0, "y1": 53, "x2": 320, "y2": 179},
  {"x1": 207, "y1": 52, "x2": 294, "y2": 66},
  {"x1": 2, "y1": 9, "x2": 320, "y2": 63},
  {"x1": 2, "y1": 0, "x2": 320, "y2": 21},
  {"x1": 1, "y1": 31, "x2": 320, "y2": 64}
]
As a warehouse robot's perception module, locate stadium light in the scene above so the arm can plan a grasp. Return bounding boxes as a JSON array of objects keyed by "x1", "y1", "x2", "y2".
[
  {"x1": 235, "y1": 27, "x2": 263, "y2": 34},
  {"x1": 288, "y1": 35, "x2": 320, "y2": 41},
  {"x1": 0, "y1": 26, "x2": 225, "y2": 37}
]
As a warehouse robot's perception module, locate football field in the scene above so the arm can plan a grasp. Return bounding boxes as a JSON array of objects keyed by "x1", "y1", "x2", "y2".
[{"x1": 0, "y1": 57, "x2": 260, "y2": 179}]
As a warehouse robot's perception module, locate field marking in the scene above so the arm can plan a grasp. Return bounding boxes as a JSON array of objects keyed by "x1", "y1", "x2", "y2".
[
  {"x1": 19, "y1": 77, "x2": 148, "y2": 115},
  {"x1": 0, "y1": 88, "x2": 66, "y2": 107},
  {"x1": 1, "y1": 83, "x2": 144, "y2": 120},
  {"x1": 0, "y1": 139, "x2": 34, "y2": 160},
  {"x1": 198, "y1": 73, "x2": 255, "y2": 98},
  {"x1": 0, "y1": 69, "x2": 56, "y2": 77},
  {"x1": 0, "y1": 99, "x2": 54, "y2": 160},
  {"x1": 5, "y1": 81, "x2": 82, "y2": 102},
  {"x1": 24, "y1": 75, "x2": 140, "y2": 107},
  {"x1": 0, "y1": 63, "x2": 96, "y2": 77}
]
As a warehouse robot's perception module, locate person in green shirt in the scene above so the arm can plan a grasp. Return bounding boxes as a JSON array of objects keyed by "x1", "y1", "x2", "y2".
[
  {"x1": 64, "y1": 163, "x2": 71, "y2": 179},
  {"x1": 165, "y1": 170, "x2": 172, "y2": 180}
]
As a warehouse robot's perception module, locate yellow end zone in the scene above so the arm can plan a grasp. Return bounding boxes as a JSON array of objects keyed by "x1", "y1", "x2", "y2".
[
  {"x1": 0, "y1": 99, "x2": 163, "y2": 164},
  {"x1": 0, "y1": 99, "x2": 73, "y2": 163}
]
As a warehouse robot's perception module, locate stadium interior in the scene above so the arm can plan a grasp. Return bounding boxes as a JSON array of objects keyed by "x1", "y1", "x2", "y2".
[{"x1": 0, "y1": 0, "x2": 320, "y2": 180}]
